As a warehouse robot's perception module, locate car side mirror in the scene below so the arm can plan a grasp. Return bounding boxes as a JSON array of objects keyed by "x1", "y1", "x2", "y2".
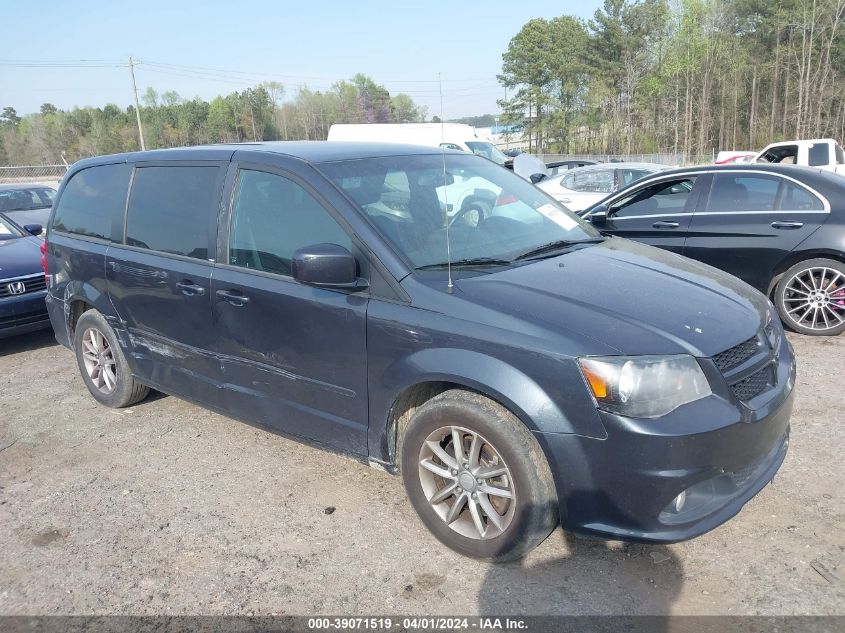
[
  {"x1": 529, "y1": 173, "x2": 546, "y2": 184},
  {"x1": 23, "y1": 224, "x2": 43, "y2": 236},
  {"x1": 292, "y1": 243, "x2": 368, "y2": 290},
  {"x1": 587, "y1": 204, "x2": 608, "y2": 226}
]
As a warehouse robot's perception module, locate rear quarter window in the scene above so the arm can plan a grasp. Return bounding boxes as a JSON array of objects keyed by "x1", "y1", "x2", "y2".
[
  {"x1": 808, "y1": 142, "x2": 831, "y2": 167},
  {"x1": 50, "y1": 164, "x2": 131, "y2": 240}
]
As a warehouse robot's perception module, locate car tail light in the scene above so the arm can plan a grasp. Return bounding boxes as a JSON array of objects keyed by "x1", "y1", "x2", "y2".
[{"x1": 40, "y1": 238, "x2": 48, "y2": 278}]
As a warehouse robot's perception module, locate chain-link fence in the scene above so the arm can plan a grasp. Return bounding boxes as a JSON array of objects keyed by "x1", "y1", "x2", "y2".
[
  {"x1": 536, "y1": 153, "x2": 716, "y2": 167},
  {"x1": 0, "y1": 165, "x2": 66, "y2": 188}
]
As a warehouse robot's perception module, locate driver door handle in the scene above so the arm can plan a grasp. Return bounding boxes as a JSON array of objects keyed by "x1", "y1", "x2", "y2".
[
  {"x1": 216, "y1": 289, "x2": 250, "y2": 306},
  {"x1": 175, "y1": 280, "x2": 206, "y2": 296},
  {"x1": 652, "y1": 220, "x2": 680, "y2": 229}
]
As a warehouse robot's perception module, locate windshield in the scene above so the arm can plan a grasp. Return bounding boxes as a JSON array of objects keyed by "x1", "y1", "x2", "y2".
[
  {"x1": 318, "y1": 153, "x2": 600, "y2": 269},
  {"x1": 0, "y1": 214, "x2": 25, "y2": 240},
  {"x1": 465, "y1": 141, "x2": 508, "y2": 166}
]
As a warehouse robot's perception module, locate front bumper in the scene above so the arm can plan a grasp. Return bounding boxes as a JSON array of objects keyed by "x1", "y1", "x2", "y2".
[
  {"x1": 536, "y1": 335, "x2": 796, "y2": 543},
  {"x1": 0, "y1": 290, "x2": 51, "y2": 339}
]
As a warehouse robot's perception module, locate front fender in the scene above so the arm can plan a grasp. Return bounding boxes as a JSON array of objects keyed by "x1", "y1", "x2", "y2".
[{"x1": 368, "y1": 347, "x2": 607, "y2": 466}]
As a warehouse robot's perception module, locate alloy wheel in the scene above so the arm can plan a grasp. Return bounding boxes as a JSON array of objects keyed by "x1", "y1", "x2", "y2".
[
  {"x1": 80, "y1": 327, "x2": 117, "y2": 394},
  {"x1": 417, "y1": 426, "x2": 516, "y2": 540},
  {"x1": 781, "y1": 266, "x2": 845, "y2": 332}
]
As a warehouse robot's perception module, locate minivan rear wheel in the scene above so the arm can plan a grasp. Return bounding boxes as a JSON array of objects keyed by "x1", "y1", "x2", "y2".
[
  {"x1": 775, "y1": 258, "x2": 845, "y2": 336},
  {"x1": 73, "y1": 310, "x2": 149, "y2": 407},
  {"x1": 400, "y1": 390, "x2": 558, "y2": 561}
]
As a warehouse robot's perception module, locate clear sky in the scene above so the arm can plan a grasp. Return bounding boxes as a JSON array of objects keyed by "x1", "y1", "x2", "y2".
[{"x1": 1, "y1": 0, "x2": 604, "y2": 119}]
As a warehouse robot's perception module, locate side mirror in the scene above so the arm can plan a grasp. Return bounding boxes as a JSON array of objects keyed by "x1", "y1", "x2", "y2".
[
  {"x1": 292, "y1": 243, "x2": 368, "y2": 290},
  {"x1": 24, "y1": 224, "x2": 43, "y2": 236},
  {"x1": 529, "y1": 173, "x2": 546, "y2": 184},
  {"x1": 587, "y1": 204, "x2": 609, "y2": 226}
]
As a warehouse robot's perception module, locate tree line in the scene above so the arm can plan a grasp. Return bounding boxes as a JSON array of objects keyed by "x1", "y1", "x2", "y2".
[
  {"x1": 5, "y1": 0, "x2": 845, "y2": 165},
  {"x1": 499, "y1": 0, "x2": 845, "y2": 158},
  {"x1": 0, "y1": 74, "x2": 428, "y2": 165}
]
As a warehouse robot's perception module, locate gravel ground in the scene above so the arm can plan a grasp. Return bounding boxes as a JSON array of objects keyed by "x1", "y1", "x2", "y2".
[{"x1": 0, "y1": 329, "x2": 843, "y2": 616}]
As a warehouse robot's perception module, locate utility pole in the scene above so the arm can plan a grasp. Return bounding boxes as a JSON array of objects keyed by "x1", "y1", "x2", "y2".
[{"x1": 128, "y1": 56, "x2": 146, "y2": 151}]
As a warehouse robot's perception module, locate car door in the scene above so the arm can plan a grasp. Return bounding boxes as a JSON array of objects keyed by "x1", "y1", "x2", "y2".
[
  {"x1": 211, "y1": 162, "x2": 369, "y2": 455},
  {"x1": 597, "y1": 174, "x2": 705, "y2": 254},
  {"x1": 105, "y1": 162, "x2": 227, "y2": 406},
  {"x1": 683, "y1": 171, "x2": 829, "y2": 291}
]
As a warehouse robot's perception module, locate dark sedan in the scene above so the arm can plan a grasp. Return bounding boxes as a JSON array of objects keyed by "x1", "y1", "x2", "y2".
[
  {"x1": 583, "y1": 164, "x2": 845, "y2": 335},
  {"x1": 0, "y1": 184, "x2": 56, "y2": 232},
  {"x1": 0, "y1": 213, "x2": 50, "y2": 338}
]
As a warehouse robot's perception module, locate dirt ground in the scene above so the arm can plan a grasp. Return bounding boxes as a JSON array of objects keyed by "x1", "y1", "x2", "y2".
[{"x1": 0, "y1": 329, "x2": 843, "y2": 616}]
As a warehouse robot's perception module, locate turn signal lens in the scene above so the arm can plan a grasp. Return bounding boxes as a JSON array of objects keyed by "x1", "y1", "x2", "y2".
[{"x1": 581, "y1": 365, "x2": 608, "y2": 399}]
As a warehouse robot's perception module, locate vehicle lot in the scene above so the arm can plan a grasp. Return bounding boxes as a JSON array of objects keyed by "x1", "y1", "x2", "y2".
[{"x1": 0, "y1": 330, "x2": 843, "y2": 615}]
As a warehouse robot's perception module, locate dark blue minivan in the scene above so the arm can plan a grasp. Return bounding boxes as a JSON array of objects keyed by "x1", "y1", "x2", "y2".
[{"x1": 44, "y1": 142, "x2": 796, "y2": 560}]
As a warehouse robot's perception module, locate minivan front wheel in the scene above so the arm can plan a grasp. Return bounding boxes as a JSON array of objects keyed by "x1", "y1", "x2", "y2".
[
  {"x1": 775, "y1": 258, "x2": 845, "y2": 336},
  {"x1": 400, "y1": 390, "x2": 558, "y2": 561},
  {"x1": 73, "y1": 310, "x2": 149, "y2": 407}
]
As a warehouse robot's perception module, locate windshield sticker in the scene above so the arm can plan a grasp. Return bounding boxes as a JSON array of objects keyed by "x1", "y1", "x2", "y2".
[{"x1": 536, "y1": 203, "x2": 578, "y2": 231}]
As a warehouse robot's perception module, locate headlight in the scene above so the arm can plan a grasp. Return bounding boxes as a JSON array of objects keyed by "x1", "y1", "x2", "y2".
[{"x1": 578, "y1": 355, "x2": 712, "y2": 418}]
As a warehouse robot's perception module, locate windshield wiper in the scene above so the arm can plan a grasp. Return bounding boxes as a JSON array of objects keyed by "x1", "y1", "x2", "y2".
[
  {"x1": 415, "y1": 257, "x2": 511, "y2": 271},
  {"x1": 512, "y1": 238, "x2": 605, "y2": 262}
]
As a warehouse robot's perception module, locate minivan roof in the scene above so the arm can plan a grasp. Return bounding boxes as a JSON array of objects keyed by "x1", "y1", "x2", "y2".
[{"x1": 69, "y1": 141, "x2": 458, "y2": 171}]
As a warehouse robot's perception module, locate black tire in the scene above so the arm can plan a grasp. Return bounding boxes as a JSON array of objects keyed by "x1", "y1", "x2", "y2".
[
  {"x1": 400, "y1": 390, "x2": 558, "y2": 561},
  {"x1": 73, "y1": 309, "x2": 149, "y2": 407},
  {"x1": 774, "y1": 258, "x2": 845, "y2": 336}
]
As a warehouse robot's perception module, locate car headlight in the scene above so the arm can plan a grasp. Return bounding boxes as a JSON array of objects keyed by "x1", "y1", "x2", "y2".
[{"x1": 578, "y1": 355, "x2": 712, "y2": 418}]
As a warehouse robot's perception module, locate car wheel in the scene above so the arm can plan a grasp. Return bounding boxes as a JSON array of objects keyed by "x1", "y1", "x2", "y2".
[
  {"x1": 400, "y1": 390, "x2": 558, "y2": 561},
  {"x1": 775, "y1": 258, "x2": 845, "y2": 336},
  {"x1": 73, "y1": 309, "x2": 150, "y2": 407}
]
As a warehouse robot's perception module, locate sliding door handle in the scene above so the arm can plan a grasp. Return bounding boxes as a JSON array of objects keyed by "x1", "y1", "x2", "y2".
[{"x1": 175, "y1": 281, "x2": 206, "y2": 296}]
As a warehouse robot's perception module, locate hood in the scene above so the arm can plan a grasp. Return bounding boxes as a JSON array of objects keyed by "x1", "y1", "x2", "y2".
[
  {"x1": 0, "y1": 236, "x2": 44, "y2": 280},
  {"x1": 454, "y1": 238, "x2": 769, "y2": 358}
]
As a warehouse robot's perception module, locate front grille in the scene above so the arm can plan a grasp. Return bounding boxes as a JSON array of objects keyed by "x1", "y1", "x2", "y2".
[
  {"x1": 0, "y1": 275, "x2": 46, "y2": 298},
  {"x1": 713, "y1": 336, "x2": 760, "y2": 371},
  {"x1": 730, "y1": 366, "x2": 773, "y2": 401}
]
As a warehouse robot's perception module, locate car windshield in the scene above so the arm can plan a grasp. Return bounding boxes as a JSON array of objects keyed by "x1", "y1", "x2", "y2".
[
  {"x1": 318, "y1": 153, "x2": 600, "y2": 269},
  {"x1": 465, "y1": 141, "x2": 508, "y2": 166},
  {"x1": 0, "y1": 214, "x2": 25, "y2": 240}
]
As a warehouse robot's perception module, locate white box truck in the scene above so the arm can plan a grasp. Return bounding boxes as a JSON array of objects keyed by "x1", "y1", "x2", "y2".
[{"x1": 327, "y1": 123, "x2": 509, "y2": 167}]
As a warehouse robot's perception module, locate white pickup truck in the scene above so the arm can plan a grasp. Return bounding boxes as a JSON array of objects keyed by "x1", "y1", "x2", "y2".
[{"x1": 754, "y1": 138, "x2": 845, "y2": 173}]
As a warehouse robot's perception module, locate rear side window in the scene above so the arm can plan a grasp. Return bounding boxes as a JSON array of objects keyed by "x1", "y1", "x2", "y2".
[
  {"x1": 228, "y1": 169, "x2": 352, "y2": 276},
  {"x1": 51, "y1": 164, "x2": 130, "y2": 240},
  {"x1": 562, "y1": 169, "x2": 614, "y2": 193},
  {"x1": 618, "y1": 169, "x2": 653, "y2": 187},
  {"x1": 706, "y1": 174, "x2": 780, "y2": 212},
  {"x1": 125, "y1": 166, "x2": 220, "y2": 260},
  {"x1": 780, "y1": 181, "x2": 824, "y2": 211}
]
